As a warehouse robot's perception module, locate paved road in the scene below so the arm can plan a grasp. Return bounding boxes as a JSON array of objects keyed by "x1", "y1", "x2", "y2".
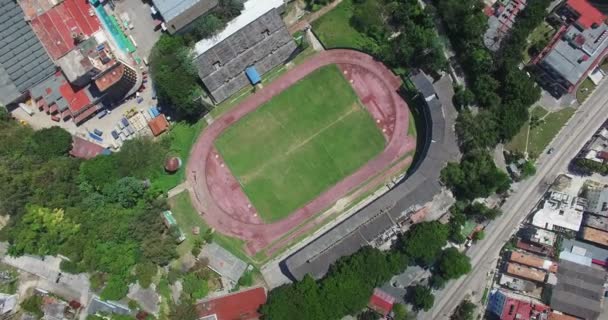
[{"x1": 425, "y1": 79, "x2": 608, "y2": 319}]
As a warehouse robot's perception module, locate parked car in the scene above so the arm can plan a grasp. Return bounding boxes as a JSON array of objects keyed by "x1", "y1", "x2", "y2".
[
  {"x1": 97, "y1": 109, "x2": 108, "y2": 119},
  {"x1": 51, "y1": 115, "x2": 60, "y2": 122},
  {"x1": 111, "y1": 130, "x2": 119, "y2": 140},
  {"x1": 93, "y1": 128, "x2": 103, "y2": 136},
  {"x1": 547, "y1": 147, "x2": 555, "y2": 154}
]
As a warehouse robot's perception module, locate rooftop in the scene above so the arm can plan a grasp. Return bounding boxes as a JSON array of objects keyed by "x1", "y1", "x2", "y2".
[
  {"x1": 69, "y1": 136, "x2": 109, "y2": 159},
  {"x1": 516, "y1": 239, "x2": 554, "y2": 257},
  {"x1": 483, "y1": 0, "x2": 527, "y2": 51},
  {"x1": 499, "y1": 274, "x2": 536, "y2": 293},
  {"x1": 200, "y1": 242, "x2": 247, "y2": 283},
  {"x1": 522, "y1": 227, "x2": 557, "y2": 246},
  {"x1": 584, "y1": 213, "x2": 608, "y2": 231},
  {"x1": 567, "y1": 0, "x2": 606, "y2": 29},
  {"x1": 582, "y1": 226, "x2": 608, "y2": 247},
  {"x1": 86, "y1": 296, "x2": 130, "y2": 316},
  {"x1": 368, "y1": 288, "x2": 395, "y2": 316},
  {"x1": 196, "y1": 287, "x2": 266, "y2": 320},
  {"x1": 506, "y1": 263, "x2": 547, "y2": 283},
  {"x1": 586, "y1": 186, "x2": 608, "y2": 216},
  {"x1": 194, "y1": 0, "x2": 285, "y2": 55},
  {"x1": 509, "y1": 251, "x2": 558, "y2": 272},
  {"x1": 0, "y1": 0, "x2": 56, "y2": 105},
  {"x1": 153, "y1": 0, "x2": 217, "y2": 33},
  {"x1": 531, "y1": 191, "x2": 584, "y2": 232},
  {"x1": 29, "y1": 0, "x2": 101, "y2": 60},
  {"x1": 95, "y1": 63, "x2": 125, "y2": 92},
  {"x1": 147, "y1": 114, "x2": 170, "y2": 137},
  {"x1": 562, "y1": 238, "x2": 608, "y2": 266},
  {"x1": 551, "y1": 259, "x2": 605, "y2": 320}
]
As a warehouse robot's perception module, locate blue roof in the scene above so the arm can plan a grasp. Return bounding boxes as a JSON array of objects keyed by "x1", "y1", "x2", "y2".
[
  {"x1": 149, "y1": 106, "x2": 160, "y2": 118},
  {"x1": 245, "y1": 66, "x2": 261, "y2": 85}
]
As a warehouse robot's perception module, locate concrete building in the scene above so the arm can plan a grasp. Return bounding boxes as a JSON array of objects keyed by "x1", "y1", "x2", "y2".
[
  {"x1": 194, "y1": 0, "x2": 296, "y2": 103},
  {"x1": 562, "y1": 238, "x2": 608, "y2": 266},
  {"x1": 551, "y1": 259, "x2": 606, "y2": 320},
  {"x1": 534, "y1": 0, "x2": 608, "y2": 97},
  {"x1": 152, "y1": 0, "x2": 218, "y2": 34},
  {"x1": 499, "y1": 274, "x2": 536, "y2": 293},
  {"x1": 521, "y1": 226, "x2": 557, "y2": 246},
  {"x1": 200, "y1": 243, "x2": 247, "y2": 284},
  {"x1": 509, "y1": 251, "x2": 558, "y2": 272},
  {"x1": 0, "y1": 0, "x2": 56, "y2": 106},
  {"x1": 582, "y1": 226, "x2": 608, "y2": 247},
  {"x1": 584, "y1": 213, "x2": 608, "y2": 231},
  {"x1": 483, "y1": 0, "x2": 527, "y2": 51},
  {"x1": 488, "y1": 289, "x2": 550, "y2": 320},
  {"x1": 531, "y1": 191, "x2": 585, "y2": 232},
  {"x1": 586, "y1": 185, "x2": 608, "y2": 216}
]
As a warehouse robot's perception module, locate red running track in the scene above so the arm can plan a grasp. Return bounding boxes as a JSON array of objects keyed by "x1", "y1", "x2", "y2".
[{"x1": 186, "y1": 49, "x2": 416, "y2": 255}]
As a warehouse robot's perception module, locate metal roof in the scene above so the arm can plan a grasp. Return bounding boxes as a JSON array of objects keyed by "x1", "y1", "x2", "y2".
[
  {"x1": 153, "y1": 0, "x2": 217, "y2": 33},
  {"x1": 0, "y1": 0, "x2": 55, "y2": 105},
  {"x1": 550, "y1": 260, "x2": 605, "y2": 320}
]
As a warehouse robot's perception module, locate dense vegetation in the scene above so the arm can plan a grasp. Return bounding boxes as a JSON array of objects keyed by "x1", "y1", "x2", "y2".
[
  {"x1": 149, "y1": 0, "x2": 244, "y2": 119},
  {"x1": 348, "y1": 0, "x2": 447, "y2": 73},
  {"x1": 262, "y1": 220, "x2": 471, "y2": 318},
  {"x1": 436, "y1": 0, "x2": 552, "y2": 200},
  {"x1": 0, "y1": 111, "x2": 177, "y2": 301}
]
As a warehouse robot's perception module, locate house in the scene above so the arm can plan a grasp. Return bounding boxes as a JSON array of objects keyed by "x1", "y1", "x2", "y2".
[
  {"x1": 367, "y1": 288, "x2": 395, "y2": 317},
  {"x1": 196, "y1": 287, "x2": 266, "y2": 320},
  {"x1": 487, "y1": 289, "x2": 550, "y2": 320},
  {"x1": 86, "y1": 296, "x2": 130, "y2": 318},
  {"x1": 583, "y1": 213, "x2": 608, "y2": 231},
  {"x1": 200, "y1": 243, "x2": 247, "y2": 284},
  {"x1": 521, "y1": 226, "x2": 557, "y2": 246},
  {"x1": 148, "y1": 114, "x2": 170, "y2": 137},
  {"x1": 533, "y1": 0, "x2": 608, "y2": 98},
  {"x1": 581, "y1": 226, "x2": 608, "y2": 247},
  {"x1": 516, "y1": 239, "x2": 554, "y2": 257},
  {"x1": 151, "y1": 0, "x2": 218, "y2": 34},
  {"x1": 506, "y1": 263, "x2": 547, "y2": 283},
  {"x1": 194, "y1": 0, "x2": 296, "y2": 103},
  {"x1": 551, "y1": 259, "x2": 606, "y2": 320},
  {"x1": 499, "y1": 274, "x2": 536, "y2": 294},
  {"x1": 562, "y1": 238, "x2": 608, "y2": 266},
  {"x1": 586, "y1": 186, "x2": 608, "y2": 216},
  {"x1": 0, "y1": 293, "x2": 17, "y2": 315},
  {"x1": 509, "y1": 251, "x2": 558, "y2": 272},
  {"x1": 531, "y1": 191, "x2": 585, "y2": 232}
]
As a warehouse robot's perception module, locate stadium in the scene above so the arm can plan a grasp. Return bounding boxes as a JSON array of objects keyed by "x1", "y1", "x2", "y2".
[{"x1": 187, "y1": 49, "x2": 416, "y2": 257}]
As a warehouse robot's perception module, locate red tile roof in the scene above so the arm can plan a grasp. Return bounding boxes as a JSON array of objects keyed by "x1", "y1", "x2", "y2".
[
  {"x1": 568, "y1": 0, "x2": 606, "y2": 29},
  {"x1": 70, "y1": 136, "x2": 106, "y2": 159},
  {"x1": 368, "y1": 288, "x2": 395, "y2": 316},
  {"x1": 59, "y1": 80, "x2": 91, "y2": 113},
  {"x1": 29, "y1": 0, "x2": 101, "y2": 60},
  {"x1": 196, "y1": 287, "x2": 266, "y2": 320},
  {"x1": 501, "y1": 296, "x2": 550, "y2": 320},
  {"x1": 148, "y1": 115, "x2": 170, "y2": 137}
]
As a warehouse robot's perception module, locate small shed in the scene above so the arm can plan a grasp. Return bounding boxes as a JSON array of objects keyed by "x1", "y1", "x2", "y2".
[
  {"x1": 148, "y1": 114, "x2": 170, "y2": 136},
  {"x1": 245, "y1": 66, "x2": 261, "y2": 85},
  {"x1": 164, "y1": 156, "x2": 182, "y2": 173},
  {"x1": 368, "y1": 288, "x2": 395, "y2": 317}
]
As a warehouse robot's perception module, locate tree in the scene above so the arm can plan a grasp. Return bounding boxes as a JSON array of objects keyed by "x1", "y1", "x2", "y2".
[
  {"x1": 182, "y1": 272, "x2": 209, "y2": 300},
  {"x1": 453, "y1": 85, "x2": 475, "y2": 108},
  {"x1": 8, "y1": 206, "x2": 79, "y2": 256},
  {"x1": 393, "y1": 303, "x2": 413, "y2": 320},
  {"x1": 429, "y1": 274, "x2": 446, "y2": 289},
  {"x1": 473, "y1": 230, "x2": 485, "y2": 241},
  {"x1": 464, "y1": 202, "x2": 501, "y2": 222},
  {"x1": 101, "y1": 274, "x2": 130, "y2": 301},
  {"x1": 28, "y1": 126, "x2": 72, "y2": 160},
  {"x1": 451, "y1": 300, "x2": 476, "y2": 320},
  {"x1": 521, "y1": 161, "x2": 536, "y2": 178},
  {"x1": 437, "y1": 248, "x2": 471, "y2": 280},
  {"x1": 191, "y1": 14, "x2": 226, "y2": 40},
  {"x1": 455, "y1": 110, "x2": 499, "y2": 152},
  {"x1": 357, "y1": 310, "x2": 380, "y2": 320},
  {"x1": 103, "y1": 177, "x2": 145, "y2": 208},
  {"x1": 410, "y1": 285, "x2": 434, "y2": 311},
  {"x1": 399, "y1": 221, "x2": 449, "y2": 265},
  {"x1": 135, "y1": 262, "x2": 157, "y2": 289}
]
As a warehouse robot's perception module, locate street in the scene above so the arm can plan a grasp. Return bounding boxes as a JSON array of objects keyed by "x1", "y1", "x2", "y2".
[{"x1": 424, "y1": 78, "x2": 608, "y2": 319}]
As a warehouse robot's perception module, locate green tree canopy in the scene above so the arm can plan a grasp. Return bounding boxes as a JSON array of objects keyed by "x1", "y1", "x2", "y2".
[
  {"x1": 437, "y1": 248, "x2": 471, "y2": 280},
  {"x1": 399, "y1": 221, "x2": 449, "y2": 265},
  {"x1": 410, "y1": 285, "x2": 434, "y2": 311}
]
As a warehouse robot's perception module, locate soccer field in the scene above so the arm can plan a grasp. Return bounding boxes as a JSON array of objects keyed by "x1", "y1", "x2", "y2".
[{"x1": 215, "y1": 65, "x2": 385, "y2": 222}]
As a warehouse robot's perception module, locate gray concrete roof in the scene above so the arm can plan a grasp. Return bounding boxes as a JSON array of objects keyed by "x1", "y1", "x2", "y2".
[
  {"x1": 87, "y1": 297, "x2": 130, "y2": 316},
  {"x1": 0, "y1": 0, "x2": 56, "y2": 105},
  {"x1": 153, "y1": 0, "x2": 218, "y2": 34},
  {"x1": 562, "y1": 238, "x2": 608, "y2": 263},
  {"x1": 201, "y1": 242, "x2": 247, "y2": 283},
  {"x1": 541, "y1": 23, "x2": 608, "y2": 86},
  {"x1": 282, "y1": 74, "x2": 459, "y2": 280},
  {"x1": 551, "y1": 259, "x2": 605, "y2": 320},
  {"x1": 196, "y1": 8, "x2": 296, "y2": 103}
]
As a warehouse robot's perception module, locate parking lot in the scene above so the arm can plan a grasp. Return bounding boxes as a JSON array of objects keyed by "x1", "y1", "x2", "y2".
[{"x1": 113, "y1": 0, "x2": 163, "y2": 61}]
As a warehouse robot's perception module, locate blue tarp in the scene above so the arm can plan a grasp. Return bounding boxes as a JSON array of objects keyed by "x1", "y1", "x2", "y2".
[
  {"x1": 245, "y1": 66, "x2": 261, "y2": 85},
  {"x1": 149, "y1": 106, "x2": 160, "y2": 118}
]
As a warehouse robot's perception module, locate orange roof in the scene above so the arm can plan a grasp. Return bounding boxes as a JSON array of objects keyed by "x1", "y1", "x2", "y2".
[
  {"x1": 197, "y1": 287, "x2": 266, "y2": 320},
  {"x1": 59, "y1": 80, "x2": 91, "y2": 113},
  {"x1": 506, "y1": 263, "x2": 547, "y2": 282},
  {"x1": 509, "y1": 251, "x2": 558, "y2": 273},
  {"x1": 549, "y1": 312, "x2": 580, "y2": 320},
  {"x1": 95, "y1": 64, "x2": 125, "y2": 92},
  {"x1": 567, "y1": 0, "x2": 606, "y2": 29},
  {"x1": 582, "y1": 227, "x2": 608, "y2": 247},
  {"x1": 148, "y1": 114, "x2": 170, "y2": 136}
]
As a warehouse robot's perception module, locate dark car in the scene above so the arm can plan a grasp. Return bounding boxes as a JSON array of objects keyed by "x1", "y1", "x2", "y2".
[{"x1": 93, "y1": 128, "x2": 103, "y2": 136}]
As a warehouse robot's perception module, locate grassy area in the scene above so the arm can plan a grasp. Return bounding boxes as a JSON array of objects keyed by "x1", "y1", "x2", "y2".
[
  {"x1": 577, "y1": 78, "x2": 597, "y2": 103},
  {"x1": 151, "y1": 121, "x2": 206, "y2": 192},
  {"x1": 0, "y1": 264, "x2": 18, "y2": 294},
  {"x1": 460, "y1": 220, "x2": 478, "y2": 238},
  {"x1": 311, "y1": 0, "x2": 369, "y2": 50},
  {"x1": 168, "y1": 192, "x2": 253, "y2": 265},
  {"x1": 601, "y1": 58, "x2": 608, "y2": 73},
  {"x1": 506, "y1": 106, "x2": 575, "y2": 158},
  {"x1": 215, "y1": 65, "x2": 385, "y2": 222},
  {"x1": 523, "y1": 22, "x2": 555, "y2": 63}
]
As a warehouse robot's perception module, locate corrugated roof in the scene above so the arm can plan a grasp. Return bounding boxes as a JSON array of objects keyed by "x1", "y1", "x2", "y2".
[
  {"x1": 0, "y1": 0, "x2": 56, "y2": 105},
  {"x1": 551, "y1": 260, "x2": 605, "y2": 320},
  {"x1": 153, "y1": 0, "x2": 217, "y2": 33}
]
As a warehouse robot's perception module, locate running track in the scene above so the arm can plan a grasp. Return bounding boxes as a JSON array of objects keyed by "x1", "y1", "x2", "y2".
[{"x1": 186, "y1": 50, "x2": 415, "y2": 255}]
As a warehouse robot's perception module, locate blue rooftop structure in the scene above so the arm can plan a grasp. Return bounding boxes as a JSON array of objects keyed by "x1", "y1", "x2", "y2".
[{"x1": 245, "y1": 66, "x2": 261, "y2": 85}]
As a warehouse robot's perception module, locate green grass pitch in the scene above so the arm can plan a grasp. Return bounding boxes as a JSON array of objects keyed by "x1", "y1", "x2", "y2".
[{"x1": 215, "y1": 65, "x2": 386, "y2": 222}]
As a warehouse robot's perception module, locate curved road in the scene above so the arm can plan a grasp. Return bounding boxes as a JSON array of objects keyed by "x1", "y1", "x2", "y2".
[{"x1": 426, "y1": 80, "x2": 608, "y2": 319}]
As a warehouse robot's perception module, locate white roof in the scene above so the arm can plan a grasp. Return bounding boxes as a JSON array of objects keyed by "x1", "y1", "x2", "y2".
[
  {"x1": 194, "y1": 0, "x2": 285, "y2": 55},
  {"x1": 559, "y1": 251, "x2": 592, "y2": 266}
]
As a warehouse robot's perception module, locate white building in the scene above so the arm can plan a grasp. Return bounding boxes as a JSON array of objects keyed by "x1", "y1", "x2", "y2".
[{"x1": 531, "y1": 191, "x2": 585, "y2": 232}]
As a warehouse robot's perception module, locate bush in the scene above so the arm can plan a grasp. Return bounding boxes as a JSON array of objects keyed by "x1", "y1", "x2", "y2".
[
  {"x1": 410, "y1": 285, "x2": 434, "y2": 311},
  {"x1": 101, "y1": 275, "x2": 130, "y2": 301},
  {"x1": 21, "y1": 295, "x2": 43, "y2": 318},
  {"x1": 135, "y1": 262, "x2": 157, "y2": 289}
]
